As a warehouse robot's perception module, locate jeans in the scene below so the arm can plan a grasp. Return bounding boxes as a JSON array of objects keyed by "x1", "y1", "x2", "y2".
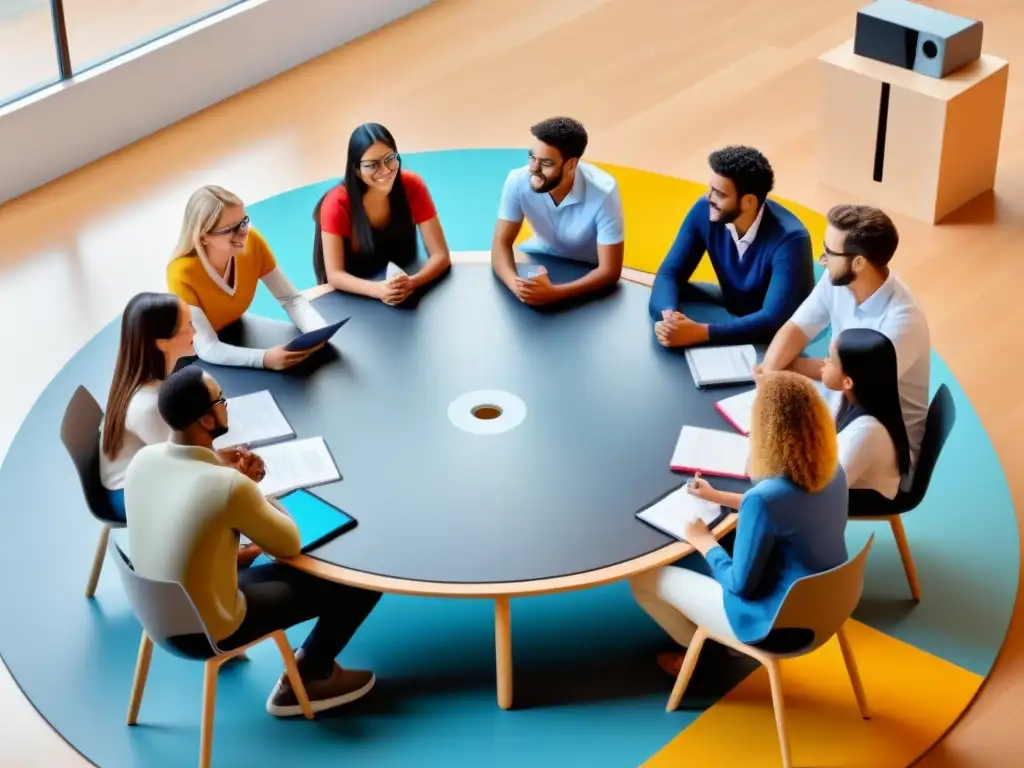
[{"x1": 217, "y1": 562, "x2": 382, "y2": 679}]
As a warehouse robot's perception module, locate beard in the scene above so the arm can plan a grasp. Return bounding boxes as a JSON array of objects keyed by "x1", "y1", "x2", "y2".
[
  {"x1": 710, "y1": 202, "x2": 740, "y2": 224},
  {"x1": 530, "y1": 169, "x2": 562, "y2": 194},
  {"x1": 830, "y1": 262, "x2": 856, "y2": 287}
]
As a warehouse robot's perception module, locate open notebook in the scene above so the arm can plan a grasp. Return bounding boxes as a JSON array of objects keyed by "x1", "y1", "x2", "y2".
[
  {"x1": 715, "y1": 380, "x2": 831, "y2": 435},
  {"x1": 257, "y1": 436, "x2": 341, "y2": 498},
  {"x1": 213, "y1": 390, "x2": 294, "y2": 450},
  {"x1": 670, "y1": 425, "x2": 750, "y2": 479},
  {"x1": 636, "y1": 484, "x2": 724, "y2": 543},
  {"x1": 684, "y1": 344, "x2": 757, "y2": 388}
]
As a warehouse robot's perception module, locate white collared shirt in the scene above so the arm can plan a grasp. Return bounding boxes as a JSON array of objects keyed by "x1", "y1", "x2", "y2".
[
  {"x1": 791, "y1": 272, "x2": 930, "y2": 476},
  {"x1": 497, "y1": 161, "x2": 624, "y2": 265},
  {"x1": 726, "y1": 204, "x2": 764, "y2": 260},
  {"x1": 827, "y1": 390, "x2": 902, "y2": 499}
]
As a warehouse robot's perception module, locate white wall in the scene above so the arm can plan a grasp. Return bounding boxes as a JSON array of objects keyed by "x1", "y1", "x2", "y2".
[{"x1": 0, "y1": 0, "x2": 436, "y2": 205}]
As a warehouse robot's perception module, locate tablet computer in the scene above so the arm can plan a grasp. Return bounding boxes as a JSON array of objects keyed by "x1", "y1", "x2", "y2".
[
  {"x1": 283, "y1": 317, "x2": 351, "y2": 352},
  {"x1": 245, "y1": 489, "x2": 357, "y2": 565}
]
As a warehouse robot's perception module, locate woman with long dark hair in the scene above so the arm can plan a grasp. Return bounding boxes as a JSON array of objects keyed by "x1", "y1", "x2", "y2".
[
  {"x1": 821, "y1": 327, "x2": 911, "y2": 514},
  {"x1": 99, "y1": 292, "x2": 265, "y2": 524},
  {"x1": 99, "y1": 293, "x2": 198, "y2": 519},
  {"x1": 313, "y1": 123, "x2": 451, "y2": 303}
]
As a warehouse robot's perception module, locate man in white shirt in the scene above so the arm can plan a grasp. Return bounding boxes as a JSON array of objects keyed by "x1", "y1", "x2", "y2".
[
  {"x1": 491, "y1": 116, "x2": 625, "y2": 306},
  {"x1": 761, "y1": 204, "x2": 930, "y2": 474}
]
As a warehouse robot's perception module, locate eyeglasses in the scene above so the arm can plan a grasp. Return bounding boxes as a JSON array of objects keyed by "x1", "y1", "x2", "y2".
[
  {"x1": 527, "y1": 151, "x2": 557, "y2": 169},
  {"x1": 359, "y1": 152, "x2": 400, "y2": 173},
  {"x1": 209, "y1": 215, "x2": 250, "y2": 237},
  {"x1": 818, "y1": 245, "x2": 859, "y2": 266}
]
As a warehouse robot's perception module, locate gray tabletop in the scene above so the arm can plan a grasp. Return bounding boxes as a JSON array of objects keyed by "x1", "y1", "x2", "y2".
[{"x1": 202, "y1": 258, "x2": 754, "y2": 585}]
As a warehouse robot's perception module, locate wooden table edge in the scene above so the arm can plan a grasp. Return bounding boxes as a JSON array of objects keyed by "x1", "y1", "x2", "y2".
[{"x1": 283, "y1": 513, "x2": 737, "y2": 598}]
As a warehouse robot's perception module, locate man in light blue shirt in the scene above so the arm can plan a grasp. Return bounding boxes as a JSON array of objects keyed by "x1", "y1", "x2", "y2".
[{"x1": 491, "y1": 117, "x2": 625, "y2": 306}]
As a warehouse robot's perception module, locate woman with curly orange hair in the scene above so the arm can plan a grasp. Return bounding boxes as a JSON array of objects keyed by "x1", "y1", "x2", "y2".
[{"x1": 630, "y1": 371, "x2": 849, "y2": 677}]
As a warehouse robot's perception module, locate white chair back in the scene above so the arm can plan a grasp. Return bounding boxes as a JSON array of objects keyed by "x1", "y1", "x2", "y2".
[{"x1": 770, "y1": 535, "x2": 874, "y2": 654}]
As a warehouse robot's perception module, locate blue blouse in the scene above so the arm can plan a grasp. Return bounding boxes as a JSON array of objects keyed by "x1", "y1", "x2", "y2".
[{"x1": 704, "y1": 468, "x2": 850, "y2": 644}]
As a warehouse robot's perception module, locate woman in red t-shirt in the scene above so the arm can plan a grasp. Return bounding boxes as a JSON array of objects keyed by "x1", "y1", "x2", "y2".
[{"x1": 313, "y1": 123, "x2": 451, "y2": 305}]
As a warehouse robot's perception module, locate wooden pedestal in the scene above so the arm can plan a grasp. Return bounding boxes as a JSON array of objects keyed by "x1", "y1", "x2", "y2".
[{"x1": 817, "y1": 39, "x2": 1009, "y2": 224}]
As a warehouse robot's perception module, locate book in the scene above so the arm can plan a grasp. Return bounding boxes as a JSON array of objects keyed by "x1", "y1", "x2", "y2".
[
  {"x1": 715, "y1": 388, "x2": 757, "y2": 435},
  {"x1": 636, "y1": 484, "x2": 724, "y2": 543},
  {"x1": 213, "y1": 390, "x2": 295, "y2": 450},
  {"x1": 670, "y1": 425, "x2": 750, "y2": 479},
  {"x1": 684, "y1": 344, "x2": 757, "y2": 388},
  {"x1": 715, "y1": 380, "x2": 832, "y2": 435},
  {"x1": 256, "y1": 436, "x2": 341, "y2": 498}
]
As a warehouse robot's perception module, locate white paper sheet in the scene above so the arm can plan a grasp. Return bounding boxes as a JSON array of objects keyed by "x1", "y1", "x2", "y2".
[
  {"x1": 213, "y1": 390, "x2": 294, "y2": 450},
  {"x1": 257, "y1": 436, "x2": 340, "y2": 498},
  {"x1": 637, "y1": 485, "x2": 723, "y2": 542}
]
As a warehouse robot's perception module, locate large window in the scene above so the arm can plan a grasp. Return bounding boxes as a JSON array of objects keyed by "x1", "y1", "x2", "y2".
[
  {"x1": 0, "y1": 0, "x2": 59, "y2": 105},
  {"x1": 0, "y1": 0, "x2": 244, "y2": 108}
]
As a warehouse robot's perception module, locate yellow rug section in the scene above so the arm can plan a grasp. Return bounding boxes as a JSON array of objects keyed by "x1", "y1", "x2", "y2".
[
  {"x1": 642, "y1": 620, "x2": 982, "y2": 768},
  {"x1": 515, "y1": 162, "x2": 827, "y2": 279}
]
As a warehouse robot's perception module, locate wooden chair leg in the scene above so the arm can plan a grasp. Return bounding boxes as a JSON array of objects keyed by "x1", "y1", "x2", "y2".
[
  {"x1": 666, "y1": 627, "x2": 708, "y2": 712},
  {"x1": 765, "y1": 660, "x2": 792, "y2": 768},
  {"x1": 889, "y1": 517, "x2": 921, "y2": 601},
  {"x1": 494, "y1": 597, "x2": 513, "y2": 710},
  {"x1": 199, "y1": 659, "x2": 219, "y2": 768},
  {"x1": 272, "y1": 631, "x2": 315, "y2": 719},
  {"x1": 126, "y1": 632, "x2": 153, "y2": 725},
  {"x1": 836, "y1": 625, "x2": 871, "y2": 719},
  {"x1": 85, "y1": 525, "x2": 111, "y2": 598}
]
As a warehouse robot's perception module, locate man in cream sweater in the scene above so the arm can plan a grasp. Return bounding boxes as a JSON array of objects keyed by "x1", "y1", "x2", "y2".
[{"x1": 124, "y1": 365, "x2": 381, "y2": 716}]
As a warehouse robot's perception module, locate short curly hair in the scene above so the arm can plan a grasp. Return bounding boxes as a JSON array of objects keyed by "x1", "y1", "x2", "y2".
[
  {"x1": 749, "y1": 371, "x2": 838, "y2": 493},
  {"x1": 530, "y1": 117, "x2": 588, "y2": 160},
  {"x1": 708, "y1": 145, "x2": 775, "y2": 206}
]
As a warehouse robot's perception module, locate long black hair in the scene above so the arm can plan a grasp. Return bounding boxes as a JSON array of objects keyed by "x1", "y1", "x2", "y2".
[
  {"x1": 102, "y1": 292, "x2": 182, "y2": 458},
  {"x1": 312, "y1": 123, "x2": 416, "y2": 284},
  {"x1": 834, "y1": 328, "x2": 911, "y2": 476}
]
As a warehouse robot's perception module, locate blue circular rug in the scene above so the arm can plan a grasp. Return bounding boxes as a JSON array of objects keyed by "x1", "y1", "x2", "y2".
[{"x1": 0, "y1": 149, "x2": 1015, "y2": 767}]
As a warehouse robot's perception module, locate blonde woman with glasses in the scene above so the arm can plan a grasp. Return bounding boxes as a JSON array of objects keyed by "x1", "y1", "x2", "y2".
[
  {"x1": 630, "y1": 371, "x2": 849, "y2": 677},
  {"x1": 168, "y1": 185, "x2": 327, "y2": 370}
]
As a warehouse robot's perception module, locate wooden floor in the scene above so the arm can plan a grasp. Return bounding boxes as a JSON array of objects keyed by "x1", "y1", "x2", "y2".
[{"x1": 0, "y1": 0, "x2": 1021, "y2": 764}]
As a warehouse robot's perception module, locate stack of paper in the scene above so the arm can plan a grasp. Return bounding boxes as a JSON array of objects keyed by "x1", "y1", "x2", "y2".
[
  {"x1": 670, "y1": 425, "x2": 750, "y2": 479},
  {"x1": 213, "y1": 390, "x2": 295, "y2": 450},
  {"x1": 684, "y1": 344, "x2": 757, "y2": 388},
  {"x1": 257, "y1": 437, "x2": 341, "y2": 498},
  {"x1": 636, "y1": 485, "x2": 723, "y2": 543}
]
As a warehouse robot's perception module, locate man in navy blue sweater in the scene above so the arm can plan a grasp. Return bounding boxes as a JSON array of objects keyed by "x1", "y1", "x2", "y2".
[{"x1": 649, "y1": 146, "x2": 815, "y2": 347}]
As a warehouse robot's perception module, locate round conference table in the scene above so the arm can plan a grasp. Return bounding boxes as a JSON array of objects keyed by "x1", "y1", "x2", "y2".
[{"x1": 202, "y1": 252, "x2": 752, "y2": 709}]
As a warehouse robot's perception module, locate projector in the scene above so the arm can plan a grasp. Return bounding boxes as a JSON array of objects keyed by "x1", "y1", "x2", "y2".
[{"x1": 853, "y1": 0, "x2": 983, "y2": 78}]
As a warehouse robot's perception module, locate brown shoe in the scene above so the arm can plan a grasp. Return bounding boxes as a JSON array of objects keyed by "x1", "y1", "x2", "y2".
[
  {"x1": 657, "y1": 651, "x2": 686, "y2": 677},
  {"x1": 266, "y1": 660, "x2": 375, "y2": 717}
]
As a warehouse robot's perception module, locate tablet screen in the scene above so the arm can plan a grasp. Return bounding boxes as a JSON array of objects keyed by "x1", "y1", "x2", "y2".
[{"x1": 245, "y1": 490, "x2": 356, "y2": 565}]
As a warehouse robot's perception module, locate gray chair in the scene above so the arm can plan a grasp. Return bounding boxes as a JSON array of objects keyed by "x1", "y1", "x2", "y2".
[
  {"x1": 108, "y1": 537, "x2": 315, "y2": 768},
  {"x1": 666, "y1": 536, "x2": 875, "y2": 768},
  {"x1": 60, "y1": 385, "x2": 125, "y2": 597}
]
